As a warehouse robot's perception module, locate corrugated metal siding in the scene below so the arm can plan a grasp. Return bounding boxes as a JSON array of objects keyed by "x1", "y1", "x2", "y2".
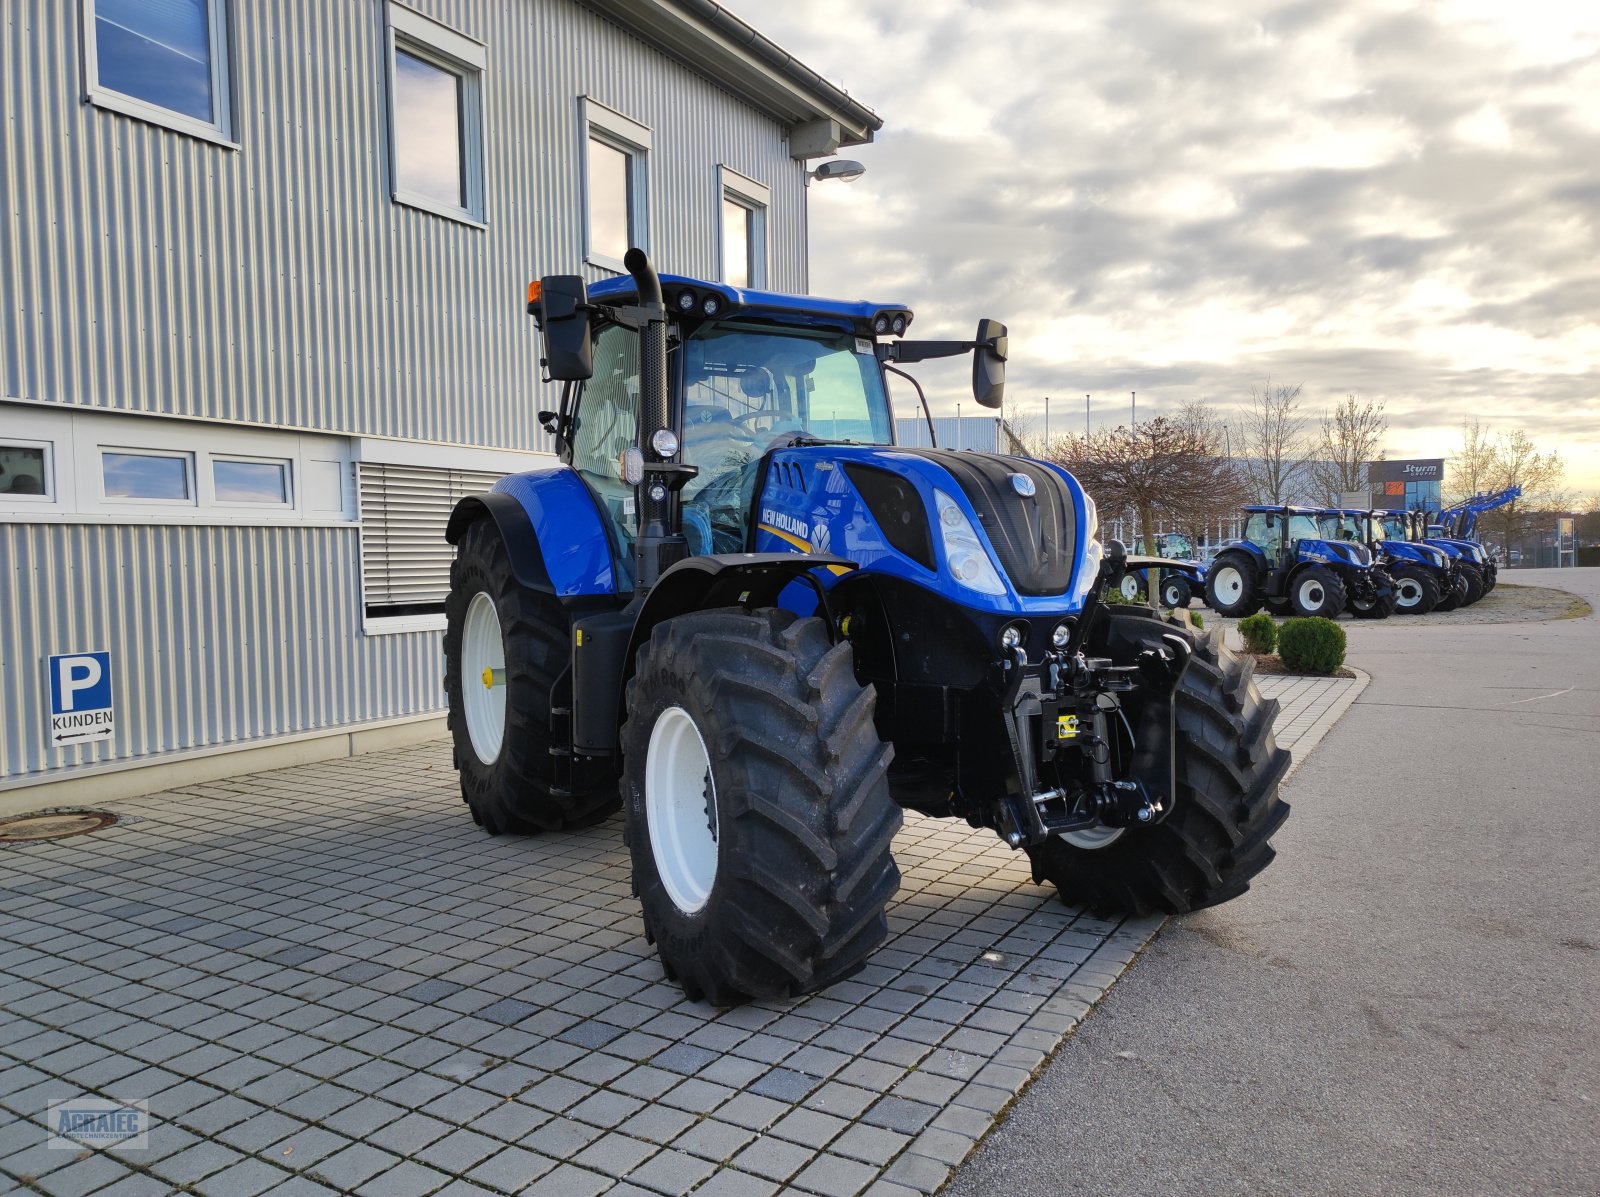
[
  {"x1": 896, "y1": 416, "x2": 1024, "y2": 455},
  {"x1": 0, "y1": 0, "x2": 810, "y2": 450},
  {"x1": 0, "y1": 523, "x2": 443, "y2": 782}
]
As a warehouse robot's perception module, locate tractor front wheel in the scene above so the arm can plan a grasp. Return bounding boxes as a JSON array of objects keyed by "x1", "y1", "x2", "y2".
[
  {"x1": 1435, "y1": 571, "x2": 1469, "y2": 612},
  {"x1": 621, "y1": 608, "x2": 900, "y2": 1005},
  {"x1": 1459, "y1": 564, "x2": 1486, "y2": 605},
  {"x1": 1025, "y1": 609, "x2": 1291, "y2": 915},
  {"x1": 1391, "y1": 566, "x2": 1440, "y2": 614},
  {"x1": 444, "y1": 520, "x2": 620, "y2": 834},
  {"x1": 1290, "y1": 566, "x2": 1346, "y2": 618},
  {"x1": 1350, "y1": 571, "x2": 1397, "y2": 619},
  {"x1": 1205, "y1": 554, "x2": 1262, "y2": 617}
]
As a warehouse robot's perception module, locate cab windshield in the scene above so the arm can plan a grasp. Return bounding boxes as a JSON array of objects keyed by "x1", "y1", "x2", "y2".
[
  {"x1": 1287, "y1": 514, "x2": 1319, "y2": 543},
  {"x1": 1315, "y1": 513, "x2": 1365, "y2": 543},
  {"x1": 1381, "y1": 515, "x2": 1410, "y2": 540}
]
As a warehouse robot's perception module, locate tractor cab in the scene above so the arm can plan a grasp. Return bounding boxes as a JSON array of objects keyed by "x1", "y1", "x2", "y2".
[{"x1": 1204, "y1": 504, "x2": 1392, "y2": 619}]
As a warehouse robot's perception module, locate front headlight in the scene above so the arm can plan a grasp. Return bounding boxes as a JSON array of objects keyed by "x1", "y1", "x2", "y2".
[{"x1": 934, "y1": 490, "x2": 1007, "y2": 596}]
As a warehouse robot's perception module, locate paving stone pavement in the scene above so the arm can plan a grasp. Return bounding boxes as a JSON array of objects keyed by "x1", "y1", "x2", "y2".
[{"x1": 0, "y1": 670, "x2": 1360, "y2": 1197}]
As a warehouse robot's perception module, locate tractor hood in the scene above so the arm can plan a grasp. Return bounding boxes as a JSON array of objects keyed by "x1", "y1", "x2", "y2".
[
  {"x1": 1300, "y1": 538, "x2": 1372, "y2": 568},
  {"x1": 1381, "y1": 541, "x2": 1449, "y2": 569}
]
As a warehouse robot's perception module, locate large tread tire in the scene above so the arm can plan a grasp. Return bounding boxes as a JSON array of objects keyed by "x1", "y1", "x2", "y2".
[
  {"x1": 1459, "y1": 563, "x2": 1485, "y2": 606},
  {"x1": 1350, "y1": 571, "x2": 1397, "y2": 620},
  {"x1": 1390, "y1": 565, "x2": 1440, "y2": 615},
  {"x1": 1025, "y1": 608, "x2": 1291, "y2": 915},
  {"x1": 444, "y1": 519, "x2": 620, "y2": 835},
  {"x1": 1205, "y1": 553, "x2": 1262, "y2": 618},
  {"x1": 1289, "y1": 565, "x2": 1347, "y2": 618},
  {"x1": 621, "y1": 608, "x2": 900, "y2": 1005}
]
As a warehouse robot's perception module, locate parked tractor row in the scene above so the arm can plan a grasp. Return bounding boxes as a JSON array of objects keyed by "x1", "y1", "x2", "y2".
[{"x1": 1127, "y1": 498, "x2": 1508, "y2": 621}]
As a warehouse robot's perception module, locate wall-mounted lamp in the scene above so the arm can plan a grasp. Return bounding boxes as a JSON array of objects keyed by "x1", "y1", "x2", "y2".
[{"x1": 805, "y1": 159, "x2": 867, "y2": 186}]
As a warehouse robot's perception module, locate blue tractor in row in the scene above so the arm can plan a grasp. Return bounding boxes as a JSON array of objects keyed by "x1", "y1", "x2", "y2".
[
  {"x1": 1432, "y1": 485, "x2": 1522, "y2": 593},
  {"x1": 441, "y1": 250, "x2": 1290, "y2": 1004},
  {"x1": 1117, "y1": 532, "x2": 1207, "y2": 609},
  {"x1": 1372, "y1": 510, "x2": 1476, "y2": 610},
  {"x1": 1330, "y1": 509, "x2": 1459, "y2": 615},
  {"x1": 1205, "y1": 505, "x2": 1395, "y2": 619}
]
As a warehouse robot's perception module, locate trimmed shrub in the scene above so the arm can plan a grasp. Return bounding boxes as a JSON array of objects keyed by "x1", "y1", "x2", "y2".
[
  {"x1": 1277, "y1": 616, "x2": 1347, "y2": 675},
  {"x1": 1237, "y1": 612, "x2": 1278, "y2": 654}
]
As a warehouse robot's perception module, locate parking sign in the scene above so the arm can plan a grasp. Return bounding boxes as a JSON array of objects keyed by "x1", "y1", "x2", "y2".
[{"x1": 47, "y1": 651, "x2": 115, "y2": 748}]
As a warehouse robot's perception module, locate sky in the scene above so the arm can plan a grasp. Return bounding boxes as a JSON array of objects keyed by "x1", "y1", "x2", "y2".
[{"x1": 724, "y1": 0, "x2": 1600, "y2": 495}]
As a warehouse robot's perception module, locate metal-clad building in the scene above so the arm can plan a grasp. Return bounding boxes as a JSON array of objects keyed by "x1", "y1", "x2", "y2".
[
  {"x1": 895, "y1": 416, "x2": 1028, "y2": 456},
  {"x1": 0, "y1": 0, "x2": 880, "y2": 805}
]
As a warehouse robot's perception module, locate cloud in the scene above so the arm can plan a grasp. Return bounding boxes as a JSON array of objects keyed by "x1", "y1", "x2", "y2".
[{"x1": 724, "y1": 0, "x2": 1600, "y2": 490}]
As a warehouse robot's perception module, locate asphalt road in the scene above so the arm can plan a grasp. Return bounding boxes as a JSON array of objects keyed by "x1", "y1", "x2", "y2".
[{"x1": 945, "y1": 567, "x2": 1600, "y2": 1197}]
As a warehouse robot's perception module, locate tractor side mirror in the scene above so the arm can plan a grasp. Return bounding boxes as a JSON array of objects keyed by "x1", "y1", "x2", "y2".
[
  {"x1": 535, "y1": 275, "x2": 593, "y2": 381},
  {"x1": 972, "y1": 319, "x2": 1007, "y2": 409}
]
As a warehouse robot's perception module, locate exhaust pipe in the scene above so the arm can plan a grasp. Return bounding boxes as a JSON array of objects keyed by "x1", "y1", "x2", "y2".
[{"x1": 623, "y1": 248, "x2": 683, "y2": 591}]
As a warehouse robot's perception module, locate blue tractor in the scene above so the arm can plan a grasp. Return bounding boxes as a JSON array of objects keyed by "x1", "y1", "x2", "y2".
[
  {"x1": 1372, "y1": 510, "x2": 1471, "y2": 611},
  {"x1": 1345, "y1": 509, "x2": 1456, "y2": 614},
  {"x1": 1431, "y1": 486, "x2": 1521, "y2": 595},
  {"x1": 1205, "y1": 505, "x2": 1395, "y2": 619},
  {"x1": 1117, "y1": 532, "x2": 1206, "y2": 609},
  {"x1": 442, "y1": 251, "x2": 1290, "y2": 1004}
]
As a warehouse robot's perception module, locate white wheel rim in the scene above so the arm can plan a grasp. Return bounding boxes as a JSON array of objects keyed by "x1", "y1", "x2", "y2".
[
  {"x1": 1299, "y1": 578, "x2": 1324, "y2": 609},
  {"x1": 1214, "y1": 565, "x2": 1243, "y2": 603},
  {"x1": 1061, "y1": 824, "x2": 1126, "y2": 850},
  {"x1": 1396, "y1": 578, "x2": 1422, "y2": 607},
  {"x1": 645, "y1": 706, "x2": 719, "y2": 915},
  {"x1": 1163, "y1": 582, "x2": 1181, "y2": 606},
  {"x1": 462, "y1": 591, "x2": 506, "y2": 764},
  {"x1": 1120, "y1": 575, "x2": 1141, "y2": 600}
]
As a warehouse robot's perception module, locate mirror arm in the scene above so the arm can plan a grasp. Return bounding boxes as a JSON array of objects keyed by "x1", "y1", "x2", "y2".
[
  {"x1": 880, "y1": 340, "x2": 976, "y2": 364},
  {"x1": 884, "y1": 363, "x2": 938, "y2": 448}
]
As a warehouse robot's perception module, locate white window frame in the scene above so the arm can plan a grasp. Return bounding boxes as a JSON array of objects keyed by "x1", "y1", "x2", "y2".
[
  {"x1": 80, "y1": 0, "x2": 237, "y2": 147},
  {"x1": 384, "y1": 3, "x2": 488, "y2": 227},
  {"x1": 100, "y1": 447, "x2": 197, "y2": 507},
  {"x1": 0, "y1": 436, "x2": 57, "y2": 504},
  {"x1": 718, "y1": 167, "x2": 771, "y2": 289},
  {"x1": 582, "y1": 98, "x2": 652, "y2": 274},
  {"x1": 211, "y1": 454, "x2": 294, "y2": 509},
  {"x1": 0, "y1": 402, "x2": 354, "y2": 526}
]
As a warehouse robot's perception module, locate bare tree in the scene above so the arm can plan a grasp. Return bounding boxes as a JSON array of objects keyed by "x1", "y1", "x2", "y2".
[
  {"x1": 1048, "y1": 414, "x2": 1248, "y2": 559},
  {"x1": 1307, "y1": 393, "x2": 1387, "y2": 505},
  {"x1": 1236, "y1": 379, "x2": 1312, "y2": 504},
  {"x1": 1447, "y1": 419, "x2": 1498, "y2": 505},
  {"x1": 1470, "y1": 429, "x2": 1566, "y2": 550}
]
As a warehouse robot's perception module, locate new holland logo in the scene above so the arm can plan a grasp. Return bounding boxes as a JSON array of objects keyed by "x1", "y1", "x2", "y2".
[{"x1": 759, "y1": 508, "x2": 809, "y2": 539}]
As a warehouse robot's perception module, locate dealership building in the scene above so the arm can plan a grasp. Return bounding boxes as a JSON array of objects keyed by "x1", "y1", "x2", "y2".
[{"x1": 0, "y1": 0, "x2": 880, "y2": 807}]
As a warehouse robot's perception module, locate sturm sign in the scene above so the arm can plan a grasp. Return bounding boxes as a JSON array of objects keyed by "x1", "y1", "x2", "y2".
[
  {"x1": 1368, "y1": 458, "x2": 1444, "y2": 484},
  {"x1": 47, "y1": 651, "x2": 114, "y2": 749}
]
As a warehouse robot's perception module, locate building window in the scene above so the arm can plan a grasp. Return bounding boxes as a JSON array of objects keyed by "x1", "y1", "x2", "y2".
[
  {"x1": 386, "y1": 4, "x2": 486, "y2": 224},
  {"x1": 102, "y1": 449, "x2": 194, "y2": 503},
  {"x1": 719, "y1": 167, "x2": 770, "y2": 288},
  {"x1": 82, "y1": 0, "x2": 234, "y2": 142},
  {"x1": 583, "y1": 100, "x2": 651, "y2": 272},
  {"x1": 214, "y1": 457, "x2": 291, "y2": 505},
  {"x1": 1, "y1": 442, "x2": 52, "y2": 500}
]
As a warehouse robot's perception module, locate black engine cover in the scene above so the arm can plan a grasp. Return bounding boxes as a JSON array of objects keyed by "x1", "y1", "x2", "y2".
[{"x1": 901, "y1": 449, "x2": 1078, "y2": 597}]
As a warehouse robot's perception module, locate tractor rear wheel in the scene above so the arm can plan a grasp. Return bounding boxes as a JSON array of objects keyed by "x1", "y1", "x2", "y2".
[
  {"x1": 621, "y1": 608, "x2": 900, "y2": 1005},
  {"x1": 1290, "y1": 566, "x2": 1346, "y2": 618},
  {"x1": 1390, "y1": 566, "x2": 1440, "y2": 614},
  {"x1": 1025, "y1": 609, "x2": 1291, "y2": 915},
  {"x1": 1350, "y1": 571, "x2": 1397, "y2": 619},
  {"x1": 1160, "y1": 574, "x2": 1193, "y2": 609},
  {"x1": 1205, "y1": 554, "x2": 1262, "y2": 617},
  {"x1": 444, "y1": 519, "x2": 620, "y2": 835}
]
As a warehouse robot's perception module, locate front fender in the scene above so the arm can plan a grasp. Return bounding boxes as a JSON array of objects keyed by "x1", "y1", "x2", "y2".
[{"x1": 445, "y1": 467, "x2": 617, "y2": 596}]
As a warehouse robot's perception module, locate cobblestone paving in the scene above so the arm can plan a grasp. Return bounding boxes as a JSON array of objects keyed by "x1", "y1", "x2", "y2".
[{"x1": 0, "y1": 673, "x2": 1357, "y2": 1197}]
